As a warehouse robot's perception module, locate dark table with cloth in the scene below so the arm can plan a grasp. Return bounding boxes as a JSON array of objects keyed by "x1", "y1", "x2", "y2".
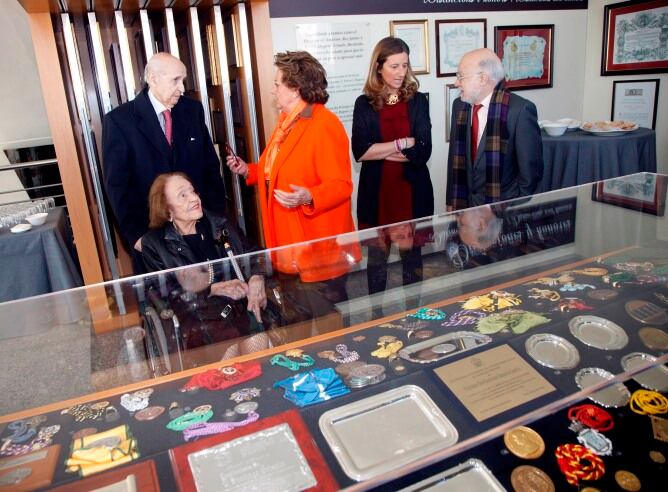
[
  {"x1": 0, "y1": 207, "x2": 82, "y2": 303},
  {"x1": 539, "y1": 127, "x2": 656, "y2": 192}
]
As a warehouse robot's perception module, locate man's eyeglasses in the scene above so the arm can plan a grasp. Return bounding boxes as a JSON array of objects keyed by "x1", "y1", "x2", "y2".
[{"x1": 456, "y1": 71, "x2": 483, "y2": 82}]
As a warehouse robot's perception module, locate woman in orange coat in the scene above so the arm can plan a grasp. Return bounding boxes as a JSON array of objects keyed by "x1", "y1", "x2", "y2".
[{"x1": 226, "y1": 51, "x2": 358, "y2": 302}]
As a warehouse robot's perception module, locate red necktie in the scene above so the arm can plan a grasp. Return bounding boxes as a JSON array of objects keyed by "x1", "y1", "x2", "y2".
[
  {"x1": 163, "y1": 109, "x2": 172, "y2": 146},
  {"x1": 471, "y1": 103, "x2": 482, "y2": 163}
]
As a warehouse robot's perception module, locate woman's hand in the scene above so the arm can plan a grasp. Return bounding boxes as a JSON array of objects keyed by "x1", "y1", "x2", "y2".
[
  {"x1": 273, "y1": 185, "x2": 312, "y2": 209},
  {"x1": 176, "y1": 266, "x2": 210, "y2": 293},
  {"x1": 225, "y1": 154, "x2": 249, "y2": 178},
  {"x1": 209, "y1": 279, "x2": 249, "y2": 300},
  {"x1": 246, "y1": 275, "x2": 267, "y2": 321}
]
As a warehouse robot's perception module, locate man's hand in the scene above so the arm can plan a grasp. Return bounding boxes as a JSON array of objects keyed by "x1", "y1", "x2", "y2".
[{"x1": 134, "y1": 237, "x2": 142, "y2": 252}]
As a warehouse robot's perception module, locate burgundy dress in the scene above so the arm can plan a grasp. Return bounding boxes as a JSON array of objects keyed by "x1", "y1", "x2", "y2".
[{"x1": 377, "y1": 101, "x2": 413, "y2": 226}]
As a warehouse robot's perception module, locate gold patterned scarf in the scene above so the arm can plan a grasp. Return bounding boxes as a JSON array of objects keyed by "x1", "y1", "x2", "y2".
[{"x1": 264, "y1": 99, "x2": 308, "y2": 177}]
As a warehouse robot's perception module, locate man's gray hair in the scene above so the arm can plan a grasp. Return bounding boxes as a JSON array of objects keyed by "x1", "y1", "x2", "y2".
[{"x1": 479, "y1": 55, "x2": 505, "y2": 84}]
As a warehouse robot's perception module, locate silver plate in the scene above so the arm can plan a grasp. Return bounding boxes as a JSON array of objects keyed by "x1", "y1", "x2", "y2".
[
  {"x1": 188, "y1": 423, "x2": 317, "y2": 492},
  {"x1": 575, "y1": 367, "x2": 631, "y2": 407},
  {"x1": 525, "y1": 333, "x2": 580, "y2": 369},
  {"x1": 399, "y1": 331, "x2": 492, "y2": 364},
  {"x1": 621, "y1": 352, "x2": 668, "y2": 392},
  {"x1": 319, "y1": 385, "x2": 459, "y2": 481},
  {"x1": 398, "y1": 458, "x2": 506, "y2": 491},
  {"x1": 568, "y1": 316, "x2": 629, "y2": 350}
]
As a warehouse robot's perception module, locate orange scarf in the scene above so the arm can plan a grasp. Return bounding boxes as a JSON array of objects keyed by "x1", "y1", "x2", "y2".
[{"x1": 264, "y1": 100, "x2": 308, "y2": 178}]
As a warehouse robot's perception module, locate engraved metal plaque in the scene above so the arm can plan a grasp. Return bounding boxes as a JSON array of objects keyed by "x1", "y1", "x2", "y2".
[{"x1": 187, "y1": 423, "x2": 317, "y2": 492}]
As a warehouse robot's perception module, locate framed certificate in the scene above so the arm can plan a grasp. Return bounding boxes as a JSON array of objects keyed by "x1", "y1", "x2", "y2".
[
  {"x1": 494, "y1": 25, "x2": 554, "y2": 90},
  {"x1": 390, "y1": 20, "x2": 429, "y2": 75},
  {"x1": 445, "y1": 84, "x2": 461, "y2": 142},
  {"x1": 436, "y1": 19, "x2": 487, "y2": 77},
  {"x1": 592, "y1": 174, "x2": 667, "y2": 217},
  {"x1": 611, "y1": 79, "x2": 660, "y2": 129},
  {"x1": 169, "y1": 410, "x2": 338, "y2": 492},
  {"x1": 602, "y1": 0, "x2": 668, "y2": 75}
]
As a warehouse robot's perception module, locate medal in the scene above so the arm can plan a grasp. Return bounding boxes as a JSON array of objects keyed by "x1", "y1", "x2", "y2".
[{"x1": 503, "y1": 426, "x2": 545, "y2": 459}]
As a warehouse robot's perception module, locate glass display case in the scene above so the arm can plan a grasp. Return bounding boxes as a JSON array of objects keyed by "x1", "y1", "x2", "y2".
[{"x1": 0, "y1": 172, "x2": 667, "y2": 491}]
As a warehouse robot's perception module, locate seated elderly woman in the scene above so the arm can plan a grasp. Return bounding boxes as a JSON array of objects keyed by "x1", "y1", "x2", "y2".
[{"x1": 141, "y1": 172, "x2": 272, "y2": 350}]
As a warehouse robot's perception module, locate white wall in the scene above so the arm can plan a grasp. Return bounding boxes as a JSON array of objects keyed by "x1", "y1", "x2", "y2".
[
  {"x1": 271, "y1": 10, "x2": 589, "y2": 219},
  {"x1": 583, "y1": 0, "x2": 667, "y2": 173},
  {"x1": 0, "y1": 2, "x2": 51, "y2": 203},
  {"x1": 0, "y1": 2, "x2": 50, "y2": 143}
]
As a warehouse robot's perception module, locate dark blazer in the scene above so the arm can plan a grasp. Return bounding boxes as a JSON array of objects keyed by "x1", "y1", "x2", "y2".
[
  {"x1": 141, "y1": 211, "x2": 260, "y2": 279},
  {"x1": 102, "y1": 88, "x2": 226, "y2": 248},
  {"x1": 352, "y1": 92, "x2": 434, "y2": 227},
  {"x1": 446, "y1": 93, "x2": 543, "y2": 208}
]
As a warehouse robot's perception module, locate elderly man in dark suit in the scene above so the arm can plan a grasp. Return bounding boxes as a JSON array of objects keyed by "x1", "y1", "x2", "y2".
[
  {"x1": 103, "y1": 52, "x2": 226, "y2": 270},
  {"x1": 446, "y1": 48, "x2": 542, "y2": 211}
]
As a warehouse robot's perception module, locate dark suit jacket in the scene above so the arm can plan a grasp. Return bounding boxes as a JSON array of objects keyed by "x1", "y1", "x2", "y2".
[
  {"x1": 352, "y1": 92, "x2": 434, "y2": 227},
  {"x1": 446, "y1": 93, "x2": 543, "y2": 208},
  {"x1": 102, "y1": 88, "x2": 226, "y2": 248}
]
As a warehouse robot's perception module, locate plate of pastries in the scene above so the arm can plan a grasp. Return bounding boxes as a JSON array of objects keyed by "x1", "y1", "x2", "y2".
[{"x1": 580, "y1": 120, "x2": 639, "y2": 135}]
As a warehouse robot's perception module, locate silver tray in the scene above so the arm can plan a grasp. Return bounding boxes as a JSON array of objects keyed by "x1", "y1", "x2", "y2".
[
  {"x1": 399, "y1": 458, "x2": 506, "y2": 491},
  {"x1": 568, "y1": 316, "x2": 628, "y2": 350},
  {"x1": 525, "y1": 333, "x2": 580, "y2": 369},
  {"x1": 399, "y1": 331, "x2": 492, "y2": 364},
  {"x1": 575, "y1": 367, "x2": 631, "y2": 408},
  {"x1": 621, "y1": 352, "x2": 668, "y2": 392},
  {"x1": 318, "y1": 385, "x2": 459, "y2": 481}
]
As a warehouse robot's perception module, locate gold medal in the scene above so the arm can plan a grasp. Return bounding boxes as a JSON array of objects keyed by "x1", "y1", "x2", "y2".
[
  {"x1": 614, "y1": 470, "x2": 641, "y2": 491},
  {"x1": 317, "y1": 350, "x2": 335, "y2": 359},
  {"x1": 504, "y1": 426, "x2": 545, "y2": 459},
  {"x1": 510, "y1": 465, "x2": 554, "y2": 492},
  {"x1": 649, "y1": 450, "x2": 666, "y2": 463}
]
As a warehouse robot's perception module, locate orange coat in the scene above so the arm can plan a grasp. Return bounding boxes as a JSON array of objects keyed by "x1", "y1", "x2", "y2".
[{"x1": 246, "y1": 103, "x2": 360, "y2": 282}]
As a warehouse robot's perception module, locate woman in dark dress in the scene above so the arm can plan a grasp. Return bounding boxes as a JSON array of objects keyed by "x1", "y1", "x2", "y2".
[{"x1": 352, "y1": 37, "x2": 434, "y2": 307}]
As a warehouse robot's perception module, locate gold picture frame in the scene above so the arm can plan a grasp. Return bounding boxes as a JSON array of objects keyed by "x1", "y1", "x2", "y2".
[{"x1": 389, "y1": 20, "x2": 429, "y2": 75}]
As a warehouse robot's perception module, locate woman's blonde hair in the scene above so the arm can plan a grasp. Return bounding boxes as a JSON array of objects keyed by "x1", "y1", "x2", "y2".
[{"x1": 363, "y1": 37, "x2": 419, "y2": 111}]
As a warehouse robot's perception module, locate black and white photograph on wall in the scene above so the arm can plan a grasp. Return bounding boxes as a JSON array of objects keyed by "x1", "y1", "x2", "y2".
[
  {"x1": 390, "y1": 20, "x2": 429, "y2": 74},
  {"x1": 436, "y1": 19, "x2": 486, "y2": 77},
  {"x1": 611, "y1": 79, "x2": 660, "y2": 129}
]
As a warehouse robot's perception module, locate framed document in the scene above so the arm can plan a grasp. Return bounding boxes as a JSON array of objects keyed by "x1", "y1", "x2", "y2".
[
  {"x1": 612, "y1": 78, "x2": 660, "y2": 129},
  {"x1": 494, "y1": 25, "x2": 554, "y2": 90},
  {"x1": 436, "y1": 19, "x2": 487, "y2": 77},
  {"x1": 602, "y1": 0, "x2": 668, "y2": 75},
  {"x1": 592, "y1": 174, "x2": 667, "y2": 217},
  {"x1": 390, "y1": 20, "x2": 429, "y2": 75},
  {"x1": 169, "y1": 410, "x2": 338, "y2": 492},
  {"x1": 445, "y1": 84, "x2": 461, "y2": 142}
]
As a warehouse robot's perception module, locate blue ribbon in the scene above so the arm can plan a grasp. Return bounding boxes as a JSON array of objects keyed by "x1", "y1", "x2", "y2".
[{"x1": 274, "y1": 368, "x2": 350, "y2": 407}]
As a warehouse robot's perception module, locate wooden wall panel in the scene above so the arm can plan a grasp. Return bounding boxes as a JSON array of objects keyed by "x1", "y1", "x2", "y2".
[{"x1": 27, "y1": 12, "x2": 105, "y2": 286}]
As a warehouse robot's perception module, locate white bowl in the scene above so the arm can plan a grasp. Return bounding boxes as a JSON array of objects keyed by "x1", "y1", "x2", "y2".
[
  {"x1": 543, "y1": 123, "x2": 568, "y2": 137},
  {"x1": 557, "y1": 118, "x2": 581, "y2": 130},
  {"x1": 26, "y1": 212, "x2": 48, "y2": 226},
  {"x1": 538, "y1": 119, "x2": 551, "y2": 129},
  {"x1": 10, "y1": 223, "x2": 32, "y2": 233}
]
